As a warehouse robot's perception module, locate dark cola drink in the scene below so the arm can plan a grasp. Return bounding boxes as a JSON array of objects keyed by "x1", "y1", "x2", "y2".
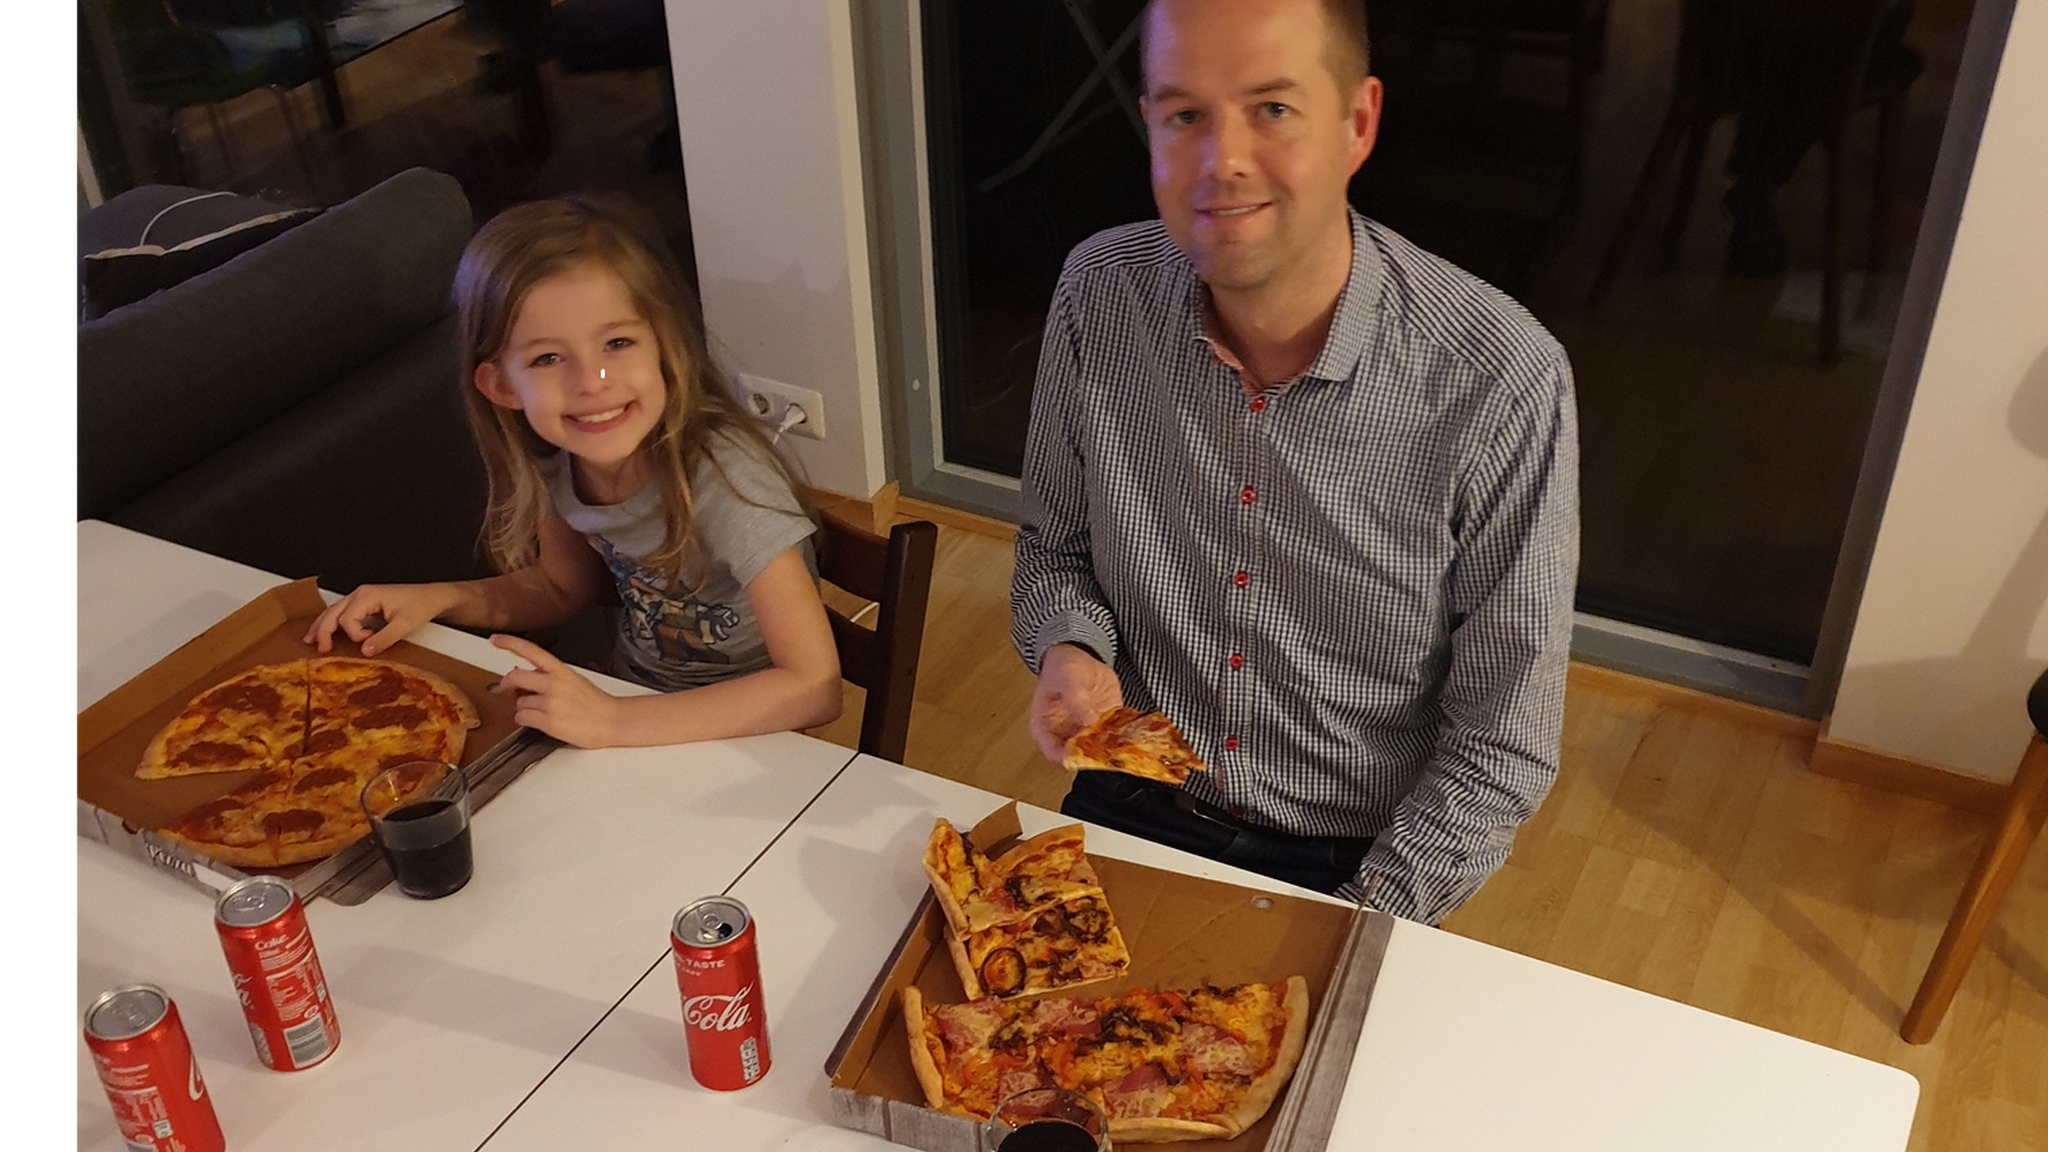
[
  {"x1": 382, "y1": 798, "x2": 473, "y2": 898},
  {"x1": 998, "y1": 1121, "x2": 1100, "y2": 1152}
]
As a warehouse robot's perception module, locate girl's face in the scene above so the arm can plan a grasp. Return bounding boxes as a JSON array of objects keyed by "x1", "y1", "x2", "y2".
[{"x1": 474, "y1": 260, "x2": 669, "y2": 498}]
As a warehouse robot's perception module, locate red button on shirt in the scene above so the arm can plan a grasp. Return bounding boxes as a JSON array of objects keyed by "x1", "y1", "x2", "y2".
[
  {"x1": 1240, "y1": 487, "x2": 1256, "y2": 505},
  {"x1": 1223, "y1": 736, "x2": 1240, "y2": 752},
  {"x1": 1229, "y1": 654, "x2": 1244, "y2": 671},
  {"x1": 1233, "y1": 571, "x2": 1249, "y2": 588},
  {"x1": 1249, "y1": 397, "x2": 1266, "y2": 413}
]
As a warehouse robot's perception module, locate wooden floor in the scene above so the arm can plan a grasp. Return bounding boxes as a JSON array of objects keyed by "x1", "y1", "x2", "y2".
[{"x1": 806, "y1": 519, "x2": 2048, "y2": 1152}]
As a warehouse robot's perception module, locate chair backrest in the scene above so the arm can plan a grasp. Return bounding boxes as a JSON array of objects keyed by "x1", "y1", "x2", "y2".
[{"x1": 815, "y1": 506, "x2": 940, "y2": 764}]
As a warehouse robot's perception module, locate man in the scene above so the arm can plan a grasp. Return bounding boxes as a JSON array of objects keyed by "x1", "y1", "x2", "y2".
[{"x1": 1009, "y1": 0, "x2": 1579, "y2": 925}]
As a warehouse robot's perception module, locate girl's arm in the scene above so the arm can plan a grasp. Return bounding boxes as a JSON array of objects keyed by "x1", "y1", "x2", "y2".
[
  {"x1": 307, "y1": 517, "x2": 606, "y2": 655},
  {"x1": 489, "y1": 547, "x2": 844, "y2": 748}
]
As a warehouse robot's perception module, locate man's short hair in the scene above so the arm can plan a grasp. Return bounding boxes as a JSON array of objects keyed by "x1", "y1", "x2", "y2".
[{"x1": 1140, "y1": 0, "x2": 1372, "y2": 92}]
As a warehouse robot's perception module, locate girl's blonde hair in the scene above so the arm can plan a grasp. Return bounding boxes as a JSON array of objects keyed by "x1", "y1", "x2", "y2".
[{"x1": 454, "y1": 196, "x2": 811, "y2": 587}]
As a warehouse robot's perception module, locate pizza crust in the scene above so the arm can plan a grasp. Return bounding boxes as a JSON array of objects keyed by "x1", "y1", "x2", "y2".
[
  {"x1": 921, "y1": 821, "x2": 978, "y2": 936},
  {"x1": 942, "y1": 925, "x2": 984, "y2": 1000},
  {"x1": 156, "y1": 824, "x2": 362, "y2": 870},
  {"x1": 1106, "y1": 1116, "x2": 1234, "y2": 1142},
  {"x1": 899, "y1": 986, "x2": 949, "y2": 1112}
]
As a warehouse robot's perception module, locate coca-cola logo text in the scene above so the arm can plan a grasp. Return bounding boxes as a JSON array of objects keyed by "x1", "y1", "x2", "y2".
[{"x1": 682, "y1": 985, "x2": 754, "y2": 1032}]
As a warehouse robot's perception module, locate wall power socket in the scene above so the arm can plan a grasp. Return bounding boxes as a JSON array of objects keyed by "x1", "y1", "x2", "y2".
[{"x1": 735, "y1": 373, "x2": 827, "y2": 441}]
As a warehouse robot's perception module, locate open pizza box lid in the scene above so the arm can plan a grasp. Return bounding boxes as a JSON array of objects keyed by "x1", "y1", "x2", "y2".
[
  {"x1": 823, "y1": 802, "x2": 1396, "y2": 1151},
  {"x1": 77, "y1": 577, "x2": 547, "y2": 905}
]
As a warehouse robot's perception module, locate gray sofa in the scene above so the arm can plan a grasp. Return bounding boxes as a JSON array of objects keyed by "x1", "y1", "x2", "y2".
[{"x1": 78, "y1": 168, "x2": 495, "y2": 594}]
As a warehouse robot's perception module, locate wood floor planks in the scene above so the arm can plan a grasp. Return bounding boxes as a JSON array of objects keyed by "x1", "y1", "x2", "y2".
[{"x1": 805, "y1": 520, "x2": 2048, "y2": 1150}]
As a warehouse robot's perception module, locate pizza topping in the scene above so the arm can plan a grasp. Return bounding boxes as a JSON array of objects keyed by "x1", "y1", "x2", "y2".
[
  {"x1": 982, "y1": 948, "x2": 1028, "y2": 997},
  {"x1": 1065, "y1": 899, "x2": 1111, "y2": 942},
  {"x1": 346, "y1": 676, "x2": 405, "y2": 708},
  {"x1": 304, "y1": 728, "x2": 350, "y2": 754},
  {"x1": 1095, "y1": 1004, "x2": 1171, "y2": 1048},
  {"x1": 989, "y1": 1014, "x2": 1036, "y2": 1054},
  {"x1": 262, "y1": 809, "x2": 325, "y2": 837},
  {"x1": 352, "y1": 703, "x2": 431, "y2": 730},
  {"x1": 1113, "y1": 1061, "x2": 1167, "y2": 1094},
  {"x1": 292, "y1": 767, "x2": 357, "y2": 792},
  {"x1": 176, "y1": 740, "x2": 254, "y2": 768},
  {"x1": 202, "y1": 683, "x2": 281, "y2": 713}
]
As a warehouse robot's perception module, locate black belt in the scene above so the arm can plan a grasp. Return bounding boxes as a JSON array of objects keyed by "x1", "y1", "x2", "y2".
[{"x1": 1167, "y1": 783, "x2": 1371, "y2": 850}]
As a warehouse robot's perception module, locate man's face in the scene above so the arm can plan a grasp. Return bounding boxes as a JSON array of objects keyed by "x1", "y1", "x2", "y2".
[{"x1": 1142, "y1": 0, "x2": 1382, "y2": 300}]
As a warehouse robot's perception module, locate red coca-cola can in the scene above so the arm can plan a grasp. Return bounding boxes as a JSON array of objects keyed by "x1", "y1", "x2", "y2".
[
  {"x1": 671, "y1": 895, "x2": 771, "y2": 1090},
  {"x1": 214, "y1": 876, "x2": 340, "y2": 1071},
  {"x1": 84, "y1": 984, "x2": 227, "y2": 1152}
]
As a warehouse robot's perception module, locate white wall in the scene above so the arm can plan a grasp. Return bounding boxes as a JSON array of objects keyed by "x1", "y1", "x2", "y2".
[
  {"x1": 662, "y1": 0, "x2": 888, "y2": 498},
  {"x1": 1828, "y1": 0, "x2": 2048, "y2": 782}
]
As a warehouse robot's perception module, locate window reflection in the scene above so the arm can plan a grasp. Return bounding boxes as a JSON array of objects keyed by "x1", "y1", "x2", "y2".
[{"x1": 919, "y1": 0, "x2": 1976, "y2": 663}]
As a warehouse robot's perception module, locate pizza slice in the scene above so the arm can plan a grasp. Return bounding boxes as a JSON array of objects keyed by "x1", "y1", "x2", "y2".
[
  {"x1": 944, "y1": 892, "x2": 1131, "y2": 1000},
  {"x1": 1062, "y1": 707, "x2": 1208, "y2": 786},
  {"x1": 901, "y1": 976, "x2": 1311, "y2": 1142},
  {"x1": 156, "y1": 763, "x2": 364, "y2": 869},
  {"x1": 925, "y1": 821, "x2": 1109, "y2": 936},
  {"x1": 137, "y1": 659, "x2": 310, "y2": 779}
]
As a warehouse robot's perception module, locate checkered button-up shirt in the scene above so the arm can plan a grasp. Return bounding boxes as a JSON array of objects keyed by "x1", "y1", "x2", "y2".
[{"x1": 1011, "y1": 210, "x2": 1580, "y2": 924}]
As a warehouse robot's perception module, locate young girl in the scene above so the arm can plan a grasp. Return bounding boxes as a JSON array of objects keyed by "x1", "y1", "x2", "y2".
[{"x1": 305, "y1": 197, "x2": 841, "y2": 748}]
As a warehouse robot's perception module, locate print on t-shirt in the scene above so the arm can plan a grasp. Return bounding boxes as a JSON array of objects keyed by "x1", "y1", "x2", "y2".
[{"x1": 598, "y1": 538, "x2": 741, "y2": 667}]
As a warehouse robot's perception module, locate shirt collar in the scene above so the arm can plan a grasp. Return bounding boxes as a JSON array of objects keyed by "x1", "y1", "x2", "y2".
[{"x1": 1180, "y1": 208, "x2": 1383, "y2": 391}]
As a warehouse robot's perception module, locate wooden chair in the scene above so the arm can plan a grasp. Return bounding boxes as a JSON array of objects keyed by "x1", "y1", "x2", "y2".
[
  {"x1": 816, "y1": 507, "x2": 940, "y2": 764},
  {"x1": 1900, "y1": 668, "x2": 2048, "y2": 1043}
]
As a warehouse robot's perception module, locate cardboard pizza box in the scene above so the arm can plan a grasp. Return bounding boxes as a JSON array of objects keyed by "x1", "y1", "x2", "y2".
[
  {"x1": 77, "y1": 577, "x2": 542, "y2": 904},
  {"x1": 823, "y1": 803, "x2": 1396, "y2": 1151}
]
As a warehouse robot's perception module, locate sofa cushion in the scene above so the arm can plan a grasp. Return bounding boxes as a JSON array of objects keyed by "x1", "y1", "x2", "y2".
[
  {"x1": 81, "y1": 200, "x2": 322, "y2": 320},
  {"x1": 78, "y1": 167, "x2": 474, "y2": 520},
  {"x1": 78, "y1": 185, "x2": 312, "y2": 320}
]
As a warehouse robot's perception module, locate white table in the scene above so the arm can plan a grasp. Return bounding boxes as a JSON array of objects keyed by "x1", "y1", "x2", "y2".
[
  {"x1": 80, "y1": 523, "x2": 1920, "y2": 1151},
  {"x1": 77, "y1": 522, "x2": 858, "y2": 1150},
  {"x1": 485, "y1": 754, "x2": 1921, "y2": 1152}
]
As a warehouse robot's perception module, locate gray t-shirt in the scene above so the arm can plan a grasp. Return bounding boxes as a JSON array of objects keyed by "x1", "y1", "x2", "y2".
[{"x1": 542, "y1": 435, "x2": 817, "y2": 691}]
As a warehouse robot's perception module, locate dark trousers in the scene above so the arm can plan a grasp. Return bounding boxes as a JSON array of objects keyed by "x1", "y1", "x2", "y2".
[{"x1": 1060, "y1": 773, "x2": 1371, "y2": 896}]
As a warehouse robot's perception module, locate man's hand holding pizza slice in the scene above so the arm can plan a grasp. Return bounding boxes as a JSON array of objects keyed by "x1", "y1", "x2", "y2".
[{"x1": 1027, "y1": 642, "x2": 1125, "y2": 763}]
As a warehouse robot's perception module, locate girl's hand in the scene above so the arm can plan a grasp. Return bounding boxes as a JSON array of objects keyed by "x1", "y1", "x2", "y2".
[
  {"x1": 490, "y1": 634, "x2": 620, "y2": 748},
  {"x1": 304, "y1": 584, "x2": 462, "y2": 656}
]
